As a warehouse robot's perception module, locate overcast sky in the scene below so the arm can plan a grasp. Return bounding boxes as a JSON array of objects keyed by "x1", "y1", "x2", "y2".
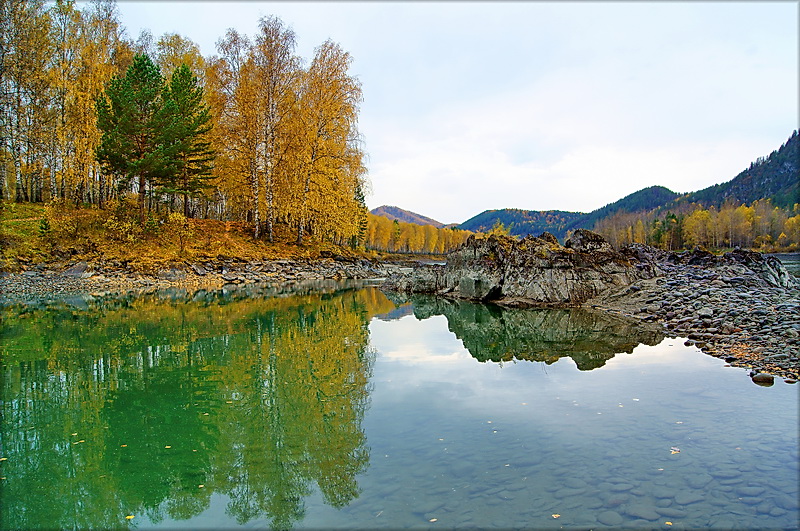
[{"x1": 114, "y1": 1, "x2": 798, "y2": 224}]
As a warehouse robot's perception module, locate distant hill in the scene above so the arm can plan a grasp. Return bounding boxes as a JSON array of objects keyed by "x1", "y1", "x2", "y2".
[
  {"x1": 457, "y1": 130, "x2": 799, "y2": 241},
  {"x1": 459, "y1": 209, "x2": 583, "y2": 240},
  {"x1": 370, "y1": 205, "x2": 445, "y2": 228}
]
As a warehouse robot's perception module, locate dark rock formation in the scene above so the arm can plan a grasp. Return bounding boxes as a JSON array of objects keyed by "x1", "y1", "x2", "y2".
[{"x1": 385, "y1": 229, "x2": 659, "y2": 306}]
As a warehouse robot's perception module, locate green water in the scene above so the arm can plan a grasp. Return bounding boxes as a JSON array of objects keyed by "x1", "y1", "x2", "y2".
[{"x1": 1, "y1": 283, "x2": 798, "y2": 530}]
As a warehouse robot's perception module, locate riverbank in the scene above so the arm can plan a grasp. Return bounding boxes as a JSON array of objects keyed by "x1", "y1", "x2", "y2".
[
  {"x1": 2, "y1": 249, "x2": 798, "y2": 384},
  {"x1": 0, "y1": 258, "x2": 387, "y2": 303},
  {"x1": 588, "y1": 248, "x2": 799, "y2": 383}
]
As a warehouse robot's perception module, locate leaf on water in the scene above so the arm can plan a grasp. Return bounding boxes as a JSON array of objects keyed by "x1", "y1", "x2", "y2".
[
  {"x1": 0, "y1": 457, "x2": 7, "y2": 461},
  {"x1": 77, "y1": 440, "x2": 85, "y2": 443},
  {"x1": 165, "y1": 445, "x2": 172, "y2": 449},
  {"x1": 71, "y1": 433, "x2": 78, "y2": 436},
  {"x1": 657, "y1": 468, "x2": 664, "y2": 471},
  {"x1": 125, "y1": 515, "x2": 135, "y2": 520},
  {"x1": 203, "y1": 413, "x2": 209, "y2": 416},
  {"x1": 670, "y1": 447, "x2": 680, "y2": 454},
  {"x1": 675, "y1": 421, "x2": 683, "y2": 424},
  {"x1": 665, "y1": 522, "x2": 673, "y2": 526},
  {"x1": 552, "y1": 514, "x2": 561, "y2": 518},
  {"x1": 632, "y1": 398, "x2": 640, "y2": 401},
  {"x1": 120, "y1": 445, "x2": 127, "y2": 447},
  {"x1": 198, "y1": 484, "x2": 204, "y2": 488},
  {"x1": 429, "y1": 518, "x2": 437, "y2": 522}
]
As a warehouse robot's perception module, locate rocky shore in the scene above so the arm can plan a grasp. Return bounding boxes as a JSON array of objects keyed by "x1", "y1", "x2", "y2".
[
  {"x1": 2, "y1": 235, "x2": 798, "y2": 384},
  {"x1": 0, "y1": 257, "x2": 385, "y2": 303},
  {"x1": 384, "y1": 231, "x2": 800, "y2": 384},
  {"x1": 590, "y1": 246, "x2": 800, "y2": 383}
]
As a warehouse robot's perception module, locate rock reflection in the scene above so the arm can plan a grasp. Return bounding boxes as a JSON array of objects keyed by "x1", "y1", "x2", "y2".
[
  {"x1": 1, "y1": 285, "x2": 390, "y2": 530},
  {"x1": 407, "y1": 295, "x2": 666, "y2": 370}
]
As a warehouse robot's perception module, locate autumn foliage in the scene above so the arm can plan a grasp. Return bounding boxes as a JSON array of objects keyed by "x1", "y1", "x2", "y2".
[{"x1": 1, "y1": 1, "x2": 367, "y2": 248}]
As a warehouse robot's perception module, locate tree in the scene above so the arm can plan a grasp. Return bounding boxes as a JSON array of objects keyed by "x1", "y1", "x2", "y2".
[
  {"x1": 160, "y1": 64, "x2": 215, "y2": 216},
  {"x1": 95, "y1": 53, "x2": 172, "y2": 222}
]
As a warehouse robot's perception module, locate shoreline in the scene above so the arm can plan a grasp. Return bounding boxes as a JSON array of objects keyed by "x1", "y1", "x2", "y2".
[
  {"x1": 2, "y1": 255, "x2": 798, "y2": 384},
  {"x1": 587, "y1": 252, "x2": 799, "y2": 384}
]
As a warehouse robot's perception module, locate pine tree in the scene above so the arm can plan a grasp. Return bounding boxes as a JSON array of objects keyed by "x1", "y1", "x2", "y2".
[
  {"x1": 160, "y1": 64, "x2": 215, "y2": 217},
  {"x1": 95, "y1": 53, "x2": 171, "y2": 222}
]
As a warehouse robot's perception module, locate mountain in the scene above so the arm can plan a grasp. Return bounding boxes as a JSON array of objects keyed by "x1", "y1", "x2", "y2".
[
  {"x1": 459, "y1": 187, "x2": 678, "y2": 241},
  {"x1": 459, "y1": 209, "x2": 583, "y2": 240},
  {"x1": 458, "y1": 130, "x2": 799, "y2": 241},
  {"x1": 680, "y1": 130, "x2": 799, "y2": 209},
  {"x1": 370, "y1": 205, "x2": 445, "y2": 228},
  {"x1": 572, "y1": 185, "x2": 681, "y2": 232}
]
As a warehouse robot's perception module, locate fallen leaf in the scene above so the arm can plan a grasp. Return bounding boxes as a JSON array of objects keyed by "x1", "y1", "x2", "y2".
[
  {"x1": 71, "y1": 433, "x2": 78, "y2": 436},
  {"x1": 198, "y1": 484, "x2": 204, "y2": 488},
  {"x1": 120, "y1": 444, "x2": 127, "y2": 447},
  {"x1": 665, "y1": 522, "x2": 673, "y2": 526},
  {"x1": 0, "y1": 457, "x2": 6, "y2": 461},
  {"x1": 125, "y1": 515, "x2": 135, "y2": 520}
]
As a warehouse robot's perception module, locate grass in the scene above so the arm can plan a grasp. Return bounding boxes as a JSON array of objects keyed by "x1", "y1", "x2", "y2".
[{"x1": 0, "y1": 200, "x2": 368, "y2": 273}]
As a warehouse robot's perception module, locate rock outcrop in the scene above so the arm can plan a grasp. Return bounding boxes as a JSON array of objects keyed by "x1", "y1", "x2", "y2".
[{"x1": 384, "y1": 229, "x2": 659, "y2": 306}]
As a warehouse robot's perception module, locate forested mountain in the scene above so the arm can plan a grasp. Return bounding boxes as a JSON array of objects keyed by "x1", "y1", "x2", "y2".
[
  {"x1": 572, "y1": 186, "x2": 680, "y2": 232},
  {"x1": 459, "y1": 209, "x2": 583, "y2": 240},
  {"x1": 679, "y1": 130, "x2": 799, "y2": 209},
  {"x1": 457, "y1": 131, "x2": 798, "y2": 245},
  {"x1": 370, "y1": 205, "x2": 445, "y2": 228}
]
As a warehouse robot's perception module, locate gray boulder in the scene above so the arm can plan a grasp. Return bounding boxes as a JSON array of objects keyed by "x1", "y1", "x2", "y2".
[{"x1": 385, "y1": 230, "x2": 656, "y2": 306}]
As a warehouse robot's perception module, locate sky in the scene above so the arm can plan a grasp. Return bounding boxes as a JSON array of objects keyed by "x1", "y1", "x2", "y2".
[{"x1": 114, "y1": 1, "x2": 798, "y2": 224}]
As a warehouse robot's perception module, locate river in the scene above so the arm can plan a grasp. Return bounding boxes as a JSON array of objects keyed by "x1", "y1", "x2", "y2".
[{"x1": 1, "y1": 282, "x2": 797, "y2": 529}]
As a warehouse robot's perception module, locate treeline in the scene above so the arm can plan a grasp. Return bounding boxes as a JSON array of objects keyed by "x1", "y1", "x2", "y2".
[
  {"x1": 594, "y1": 199, "x2": 800, "y2": 251},
  {"x1": 1, "y1": 0, "x2": 367, "y2": 245},
  {"x1": 365, "y1": 213, "x2": 473, "y2": 254}
]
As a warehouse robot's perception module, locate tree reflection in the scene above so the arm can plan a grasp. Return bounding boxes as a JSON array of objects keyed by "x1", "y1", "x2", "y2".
[
  {"x1": 0, "y1": 284, "x2": 386, "y2": 530},
  {"x1": 407, "y1": 295, "x2": 665, "y2": 370}
]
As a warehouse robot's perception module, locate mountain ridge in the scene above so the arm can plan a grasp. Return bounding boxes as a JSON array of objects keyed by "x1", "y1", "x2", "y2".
[{"x1": 372, "y1": 130, "x2": 798, "y2": 241}]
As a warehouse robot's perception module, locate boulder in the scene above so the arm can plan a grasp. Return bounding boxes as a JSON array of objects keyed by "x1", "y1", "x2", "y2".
[{"x1": 385, "y1": 230, "x2": 654, "y2": 306}]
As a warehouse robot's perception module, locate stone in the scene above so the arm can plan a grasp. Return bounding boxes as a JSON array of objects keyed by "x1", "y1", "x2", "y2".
[
  {"x1": 674, "y1": 492, "x2": 704, "y2": 505},
  {"x1": 697, "y1": 307, "x2": 714, "y2": 318},
  {"x1": 624, "y1": 504, "x2": 660, "y2": 520},
  {"x1": 63, "y1": 261, "x2": 89, "y2": 277},
  {"x1": 751, "y1": 373, "x2": 775, "y2": 386},
  {"x1": 597, "y1": 510, "x2": 623, "y2": 526}
]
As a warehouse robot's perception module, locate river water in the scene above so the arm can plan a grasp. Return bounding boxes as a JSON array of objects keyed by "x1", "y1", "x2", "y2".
[{"x1": 1, "y1": 282, "x2": 797, "y2": 530}]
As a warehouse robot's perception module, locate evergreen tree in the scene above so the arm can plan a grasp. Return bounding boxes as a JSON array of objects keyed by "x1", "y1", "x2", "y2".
[
  {"x1": 160, "y1": 64, "x2": 215, "y2": 217},
  {"x1": 95, "y1": 53, "x2": 172, "y2": 222}
]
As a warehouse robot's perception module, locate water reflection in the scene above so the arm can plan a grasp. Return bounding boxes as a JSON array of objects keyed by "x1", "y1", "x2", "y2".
[
  {"x1": 399, "y1": 295, "x2": 666, "y2": 370},
  {"x1": 1, "y1": 284, "x2": 387, "y2": 530}
]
